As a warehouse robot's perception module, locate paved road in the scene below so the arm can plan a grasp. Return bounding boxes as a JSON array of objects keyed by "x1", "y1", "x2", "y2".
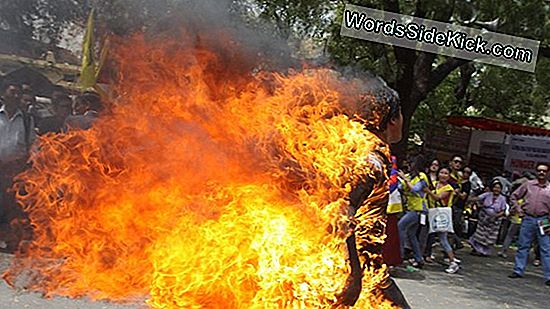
[
  {"x1": 395, "y1": 247, "x2": 549, "y2": 309},
  {"x1": 0, "y1": 248, "x2": 547, "y2": 308},
  {"x1": 0, "y1": 253, "x2": 140, "y2": 309}
]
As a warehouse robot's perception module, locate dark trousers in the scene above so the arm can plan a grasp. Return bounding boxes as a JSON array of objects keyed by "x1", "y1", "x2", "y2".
[
  {"x1": 0, "y1": 160, "x2": 32, "y2": 248},
  {"x1": 451, "y1": 206, "x2": 464, "y2": 247}
]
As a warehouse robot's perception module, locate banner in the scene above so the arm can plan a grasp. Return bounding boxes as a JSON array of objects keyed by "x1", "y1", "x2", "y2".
[{"x1": 504, "y1": 135, "x2": 550, "y2": 173}]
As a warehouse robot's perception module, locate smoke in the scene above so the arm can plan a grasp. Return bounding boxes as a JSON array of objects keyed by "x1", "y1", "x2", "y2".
[{"x1": 115, "y1": 0, "x2": 295, "y2": 72}]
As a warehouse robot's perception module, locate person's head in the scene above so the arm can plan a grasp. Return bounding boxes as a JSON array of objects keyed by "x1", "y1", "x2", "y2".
[
  {"x1": 366, "y1": 82, "x2": 403, "y2": 144},
  {"x1": 51, "y1": 90, "x2": 72, "y2": 118},
  {"x1": 450, "y1": 155, "x2": 463, "y2": 172},
  {"x1": 72, "y1": 95, "x2": 89, "y2": 115},
  {"x1": 21, "y1": 84, "x2": 33, "y2": 95},
  {"x1": 20, "y1": 93, "x2": 36, "y2": 110},
  {"x1": 535, "y1": 163, "x2": 549, "y2": 182},
  {"x1": 400, "y1": 159, "x2": 410, "y2": 173},
  {"x1": 79, "y1": 91, "x2": 102, "y2": 113},
  {"x1": 429, "y1": 158, "x2": 440, "y2": 173},
  {"x1": 409, "y1": 155, "x2": 426, "y2": 177},
  {"x1": 490, "y1": 180, "x2": 502, "y2": 195},
  {"x1": 1, "y1": 81, "x2": 21, "y2": 108},
  {"x1": 438, "y1": 167, "x2": 450, "y2": 183},
  {"x1": 462, "y1": 166, "x2": 472, "y2": 180},
  {"x1": 341, "y1": 72, "x2": 402, "y2": 144}
]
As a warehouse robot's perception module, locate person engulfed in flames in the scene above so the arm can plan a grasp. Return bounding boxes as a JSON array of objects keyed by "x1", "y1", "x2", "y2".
[{"x1": 335, "y1": 73, "x2": 410, "y2": 308}]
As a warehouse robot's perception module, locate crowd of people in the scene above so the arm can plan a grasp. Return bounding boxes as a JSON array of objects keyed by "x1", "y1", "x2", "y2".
[
  {"x1": 0, "y1": 80, "x2": 102, "y2": 248},
  {"x1": 389, "y1": 153, "x2": 550, "y2": 287}
]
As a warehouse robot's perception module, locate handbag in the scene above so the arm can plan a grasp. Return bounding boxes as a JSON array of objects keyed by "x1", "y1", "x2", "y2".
[{"x1": 428, "y1": 207, "x2": 454, "y2": 233}]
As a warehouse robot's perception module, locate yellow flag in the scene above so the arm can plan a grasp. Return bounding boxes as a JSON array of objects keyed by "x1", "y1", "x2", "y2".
[{"x1": 80, "y1": 8, "x2": 97, "y2": 89}]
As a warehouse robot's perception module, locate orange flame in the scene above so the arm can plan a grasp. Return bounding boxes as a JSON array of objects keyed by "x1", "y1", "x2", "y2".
[{"x1": 4, "y1": 33, "x2": 395, "y2": 308}]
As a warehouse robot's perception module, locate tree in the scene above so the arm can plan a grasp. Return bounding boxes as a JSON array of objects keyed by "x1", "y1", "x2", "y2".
[
  {"x1": 0, "y1": 0, "x2": 83, "y2": 46},
  {"x1": 239, "y1": 0, "x2": 550, "y2": 157},
  {"x1": 324, "y1": 0, "x2": 550, "y2": 157}
]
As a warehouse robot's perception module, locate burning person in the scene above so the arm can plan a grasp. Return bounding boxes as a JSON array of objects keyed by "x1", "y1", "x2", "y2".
[
  {"x1": 5, "y1": 34, "x2": 409, "y2": 308},
  {"x1": 336, "y1": 74, "x2": 410, "y2": 308}
]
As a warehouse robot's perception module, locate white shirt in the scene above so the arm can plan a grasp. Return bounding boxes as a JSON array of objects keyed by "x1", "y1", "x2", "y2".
[{"x1": 0, "y1": 105, "x2": 36, "y2": 163}]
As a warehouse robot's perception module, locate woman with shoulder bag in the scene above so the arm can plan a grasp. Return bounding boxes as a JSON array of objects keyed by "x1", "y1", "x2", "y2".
[{"x1": 425, "y1": 166, "x2": 461, "y2": 274}]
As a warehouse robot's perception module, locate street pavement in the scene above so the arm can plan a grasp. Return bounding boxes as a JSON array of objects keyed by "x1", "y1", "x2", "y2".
[
  {"x1": 0, "y1": 247, "x2": 547, "y2": 308},
  {"x1": 395, "y1": 246, "x2": 549, "y2": 309}
]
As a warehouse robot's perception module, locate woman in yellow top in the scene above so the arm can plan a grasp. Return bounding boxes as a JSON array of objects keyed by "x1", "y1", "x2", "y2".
[
  {"x1": 424, "y1": 166, "x2": 461, "y2": 274},
  {"x1": 398, "y1": 156, "x2": 430, "y2": 268}
]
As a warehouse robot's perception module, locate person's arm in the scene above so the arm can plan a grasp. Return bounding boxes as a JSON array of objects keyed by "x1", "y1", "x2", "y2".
[
  {"x1": 410, "y1": 180, "x2": 427, "y2": 194},
  {"x1": 495, "y1": 197, "x2": 508, "y2": 218},
  {"x1": 337, "y1": 154, "x2": 389, "y2": 306},
  {"x1": 468, "y1": 192, "x2": 488, "y2": 203},
  {"x1": 397, "y1": 171, "x2": 413, "y2": 191},
  {"x1": 425, "y1": 187, "x2": 451, "y2": 202},
  {"x1": 510, "y1": 183, "x2": 528, "y2": 216},
  {"x1": 337, "y1": 178, "x2": 373, "y2": 306}
]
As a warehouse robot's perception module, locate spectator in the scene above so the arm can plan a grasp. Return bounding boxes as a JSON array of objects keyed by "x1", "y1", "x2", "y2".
[
  {"x1": 493, "y1": 173, "x2": 513, "y2": 197},
  {"x1": 420, "y1": 158, "x2": 440, "y2": 260},
  {"x1": 448, "y1": 155, "x2": 463, "y2": 189},
  {"x1": 20, "y1": 91, "x2": 36, "y2": 115},
  {"x1": 0, "y1": 81, "x2": 35, "y2": 161},
  {"x1": 398, "y1": 155, "x2": 429, "y2": 268},
  {"x1": 468, "y1": 180, "x2": 507, "y2": 256},
  {"x1": 0, "y1": 81, "x2": 36, "y2": 248},
  {"x1": 64, "y1": 91, "x2": 102, "y2": 131},
  {"x1": 424, "y1": 166, "x2": 461, "y2": 274},
  {"x1": 451, "y1": 166, "x2": 472, "y2": 249},
  {"x1": 509, "y1": 163, "x2": 550, "y2": 286},
  {"x1": 36, "y1": 89, "x2": 72, "y2": 134}
]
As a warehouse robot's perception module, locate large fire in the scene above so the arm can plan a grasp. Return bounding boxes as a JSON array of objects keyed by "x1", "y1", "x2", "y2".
[{"x1": 4, "y1": 33, "x2": 395, "y2": 308}]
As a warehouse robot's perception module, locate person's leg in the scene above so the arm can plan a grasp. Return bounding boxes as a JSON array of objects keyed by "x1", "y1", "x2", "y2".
[
  {"x1": 440, "y1": 231, "x2": 460, "y2": 273},
  {"x1": 401, "y1": 211, "x2": 423, "y2": 263},
  {"x1": 381, "y1": 277, "x2": 411, "y2": 309},
  {"x1": 451, "y1": 206, "x2": 464, "y2": 247},
  {"x1": 418, "y1": 218, "x2": 429, "y2": 254},
  {"x1": 424, "y1": 233, "x2": 435, "y2": 259},
  {"x1": 536, "y1": 230, "x2": 550, "y2": 281},
  {"x1": 513, "y1": 217, "x2": 537, "y2": 276},
  {"x1": 439, "y1": 232, "x2": 455, "y2": 260},
  {"x1": 534, "y1": 240, "x2": 541, "y2": 261},
  {"x1": 502, "y1": 223, "x2": 520, "y2": 252},
  {"x1": 398, "y1": 211, "x2": 416, "y2": 261}
]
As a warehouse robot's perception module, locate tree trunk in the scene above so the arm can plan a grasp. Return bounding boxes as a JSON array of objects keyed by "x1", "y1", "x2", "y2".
[{"x1": 391, "y1": 94, "x2": 417, "y2": 160}]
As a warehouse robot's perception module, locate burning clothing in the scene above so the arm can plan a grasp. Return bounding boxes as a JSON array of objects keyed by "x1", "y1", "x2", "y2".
[
  {"x1": 349, "y1": 148, "x2": 390, "y2": 277},
  {"x1": 346, "y1": 144, "x2": 409, "y2": 307}
]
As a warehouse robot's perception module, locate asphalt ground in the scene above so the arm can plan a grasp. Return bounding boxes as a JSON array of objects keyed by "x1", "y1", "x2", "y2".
[
  {"x1": 394, "y1": 244, "x2": 549, "y2": 309},
  {"x1": 0, "y1": 245, "x2": 547, "y2": 308}
]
